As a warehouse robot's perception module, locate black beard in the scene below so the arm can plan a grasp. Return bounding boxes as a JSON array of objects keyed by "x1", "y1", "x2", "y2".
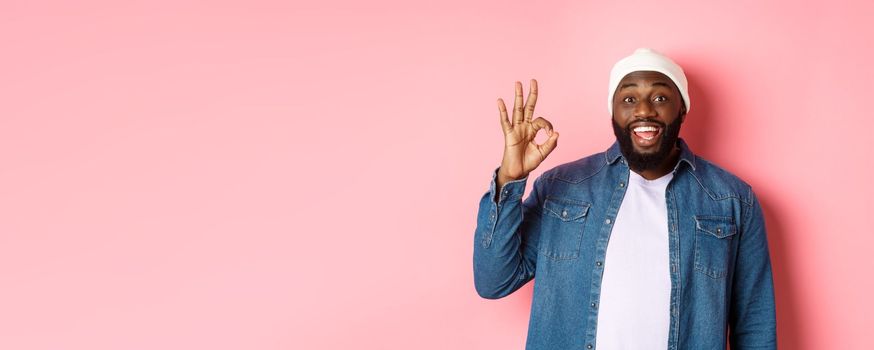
[{"x1": 612, "y1": 116, "x2": 683, "y2": 172}]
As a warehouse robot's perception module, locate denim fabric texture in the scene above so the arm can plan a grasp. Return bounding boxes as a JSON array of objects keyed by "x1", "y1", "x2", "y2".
[{"x1": 473, "y1": 138, "x2": 777, "y2": 350}]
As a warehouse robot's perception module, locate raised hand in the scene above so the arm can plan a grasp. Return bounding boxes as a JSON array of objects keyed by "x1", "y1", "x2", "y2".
[{"x1": 496, "y1": 79, "x2": 559, "y2": 187}]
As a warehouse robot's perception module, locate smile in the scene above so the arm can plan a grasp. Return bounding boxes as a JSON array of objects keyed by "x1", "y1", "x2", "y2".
[{"x1": 632, "y1": 125, "x2": 662, "y2": 144}]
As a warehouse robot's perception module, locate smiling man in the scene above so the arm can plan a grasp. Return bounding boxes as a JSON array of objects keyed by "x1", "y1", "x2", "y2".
[{"x1": 473, "y1": 48, "x2": 777, "y2": 349}]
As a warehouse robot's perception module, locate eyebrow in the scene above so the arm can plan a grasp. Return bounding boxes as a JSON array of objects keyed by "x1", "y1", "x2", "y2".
[{"x1": 619, "y1": 81, "x2": 672, "y2": 90}]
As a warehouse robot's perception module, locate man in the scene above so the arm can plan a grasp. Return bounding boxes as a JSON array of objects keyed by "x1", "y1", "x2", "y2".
[{"x1": 473, "y1": 48, "x2": 776, "y2": 349}]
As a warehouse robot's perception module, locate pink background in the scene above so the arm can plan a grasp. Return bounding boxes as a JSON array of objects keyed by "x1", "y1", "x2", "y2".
[{"x1": 2, "y1": 0, "x2": 872, "y2": 349}]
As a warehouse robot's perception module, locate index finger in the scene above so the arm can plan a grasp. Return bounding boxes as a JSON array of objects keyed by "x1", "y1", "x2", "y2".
[{"x1": 524, "y1": 79, "x2": 538, "y2": 122}]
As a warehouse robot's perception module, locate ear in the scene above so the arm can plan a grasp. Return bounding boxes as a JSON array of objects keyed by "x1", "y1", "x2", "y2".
[{"x1": 679, "y1": 105, "x2": 687, "y2": 123}]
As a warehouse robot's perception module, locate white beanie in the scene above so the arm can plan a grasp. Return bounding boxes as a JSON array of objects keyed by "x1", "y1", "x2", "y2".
[{"x1": 607, "y1": 48, "x2": 690, "y2": 115}]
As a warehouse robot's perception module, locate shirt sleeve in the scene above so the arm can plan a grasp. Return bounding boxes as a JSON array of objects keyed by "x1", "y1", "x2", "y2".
[
  {"x1": 472, "y1": 166, "x2": 546, "y2": 299},
  {"x1": 728, "y1": 189, "x2": 778, "y2": 349}
]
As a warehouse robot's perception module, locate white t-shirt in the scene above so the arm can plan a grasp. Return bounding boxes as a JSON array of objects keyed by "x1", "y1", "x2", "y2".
[{"x1": 594, "y1": 169, "x2": 673, "y2": 349}]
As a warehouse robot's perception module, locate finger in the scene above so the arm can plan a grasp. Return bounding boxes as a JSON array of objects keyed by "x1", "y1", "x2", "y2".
[
  {"x1": 524, "y1": 79, "x2": 538, "y2": 122},
  {"x1": 541, "y1": 131, "x2": 559, "y2": 157},
  {"x1": 530, "y1": 116, "x2": 554, "y2": 136},
  {"x1": 513, "y1": 81, "x2": 524, "y2": 125},
  {"x1": 497, "y1": 98, "x2": 510, "y2": 133}
]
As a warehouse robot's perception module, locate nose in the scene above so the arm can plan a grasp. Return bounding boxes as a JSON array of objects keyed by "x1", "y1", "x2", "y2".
[{"x1": 633, "y1": 100, "x2": 656, "y2": 118}]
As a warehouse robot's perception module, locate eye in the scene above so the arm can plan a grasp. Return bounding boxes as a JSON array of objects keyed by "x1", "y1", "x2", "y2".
[
  {"x1": 623, "y1": 96, "x2": 635, "y2": 103},
  {"x1": 654, "y1": 95, "x2": 667, "y2": 102}
]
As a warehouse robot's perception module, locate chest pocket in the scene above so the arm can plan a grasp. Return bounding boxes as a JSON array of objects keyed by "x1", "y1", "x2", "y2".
[
  {"x1": 539, "y1": 196, "x2": 591, "y2": 260},
  {"x1": 693, "y1": 215, "x2": 738, "y2": 278}
]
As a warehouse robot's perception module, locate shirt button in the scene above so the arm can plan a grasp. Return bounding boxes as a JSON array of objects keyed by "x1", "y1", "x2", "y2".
[
  {"x1": 562, "y1": 209, "x2": 568, "y2": 218},
  {"x1": 587, "y1": 344, "x2": 593, "y2": 349},
  {"x1": 716, "y1": 228, "x2": 722, "y2": 234},
  {"x1": 619, "y1": 182, "x2": 625, "y2": 187},
  {"x1": 596, "y1": 261, "x2": 602, "y2": 267},
  {"x1": 591, "y1": 302, "x2": 597, "y2": 308},
  {"x1": 605, "y1": 218, "x2": 611, "y2": 224}
]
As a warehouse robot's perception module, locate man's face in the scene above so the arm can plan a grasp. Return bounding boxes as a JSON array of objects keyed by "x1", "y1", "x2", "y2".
[{"x1": 611, "y1": 71, "x2": 686, "y2": 171}]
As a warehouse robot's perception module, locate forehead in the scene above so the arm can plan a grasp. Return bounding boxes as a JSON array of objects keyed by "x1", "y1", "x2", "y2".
[{"x1": 617, "y1": 71, "x2": 678, "y2": 91}]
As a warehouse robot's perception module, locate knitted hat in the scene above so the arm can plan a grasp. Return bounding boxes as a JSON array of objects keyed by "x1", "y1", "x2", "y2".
[{"x1": 607, "y1": 48, "x2": 690, "y2": 115}]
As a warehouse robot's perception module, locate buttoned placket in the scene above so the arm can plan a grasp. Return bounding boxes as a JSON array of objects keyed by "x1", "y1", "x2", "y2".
[
  {"x1": 584, "y1": 161, "x2": 630, "y2": 350},
  {"x1": 665, "y1": 173, "x2": 681, "y2": 350}
]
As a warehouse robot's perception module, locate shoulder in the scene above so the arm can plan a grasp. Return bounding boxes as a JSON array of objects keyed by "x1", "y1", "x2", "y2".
[
  {"x1": 539, "y1": 151, "x2": 608, "y2": 184},
  {"x1": 686, "y1": 155, "x2": 755, "y2": 206}
]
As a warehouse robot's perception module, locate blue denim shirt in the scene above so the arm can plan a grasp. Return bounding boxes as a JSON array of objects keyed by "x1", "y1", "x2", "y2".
[{"x1": 473, "y1": 138, "x2": 776, "y2": 349}]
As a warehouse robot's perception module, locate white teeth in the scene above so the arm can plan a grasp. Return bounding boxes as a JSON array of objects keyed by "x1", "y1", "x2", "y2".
[{"x1": 633, "y1": 126, "x2": 658, "y2": 132}]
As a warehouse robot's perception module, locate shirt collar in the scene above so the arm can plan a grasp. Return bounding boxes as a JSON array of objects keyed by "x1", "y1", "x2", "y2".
[{"x1": 605, "y1": 137, "x2": 697, "y2": 172}]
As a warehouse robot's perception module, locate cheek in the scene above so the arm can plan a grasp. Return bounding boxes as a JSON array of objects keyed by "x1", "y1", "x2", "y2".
[
  {"x1": 612, "y1": 107, "x2": 632, "y2": 122},
  {"x1": 657, "y1": 104, "x2": 679, "y2": 116}
]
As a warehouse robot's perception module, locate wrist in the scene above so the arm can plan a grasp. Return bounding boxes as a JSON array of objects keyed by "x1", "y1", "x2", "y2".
[{"x1": 497, "y1": 169, "x2": 525, "y2": 185}]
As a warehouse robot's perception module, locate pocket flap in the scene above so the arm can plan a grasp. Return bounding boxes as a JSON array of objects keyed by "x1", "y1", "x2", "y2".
[
  {"x1": 543, "y1": 197, "x2": 590, "y2": 221},
  {"x1": 694, "y1": 215, "x2": 737, "y2": 238}
]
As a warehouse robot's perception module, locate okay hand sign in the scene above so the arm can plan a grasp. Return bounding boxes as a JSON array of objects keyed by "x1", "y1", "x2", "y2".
[{"x1": 497, "y1": 79, "x2": 559, "y2": 185}]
